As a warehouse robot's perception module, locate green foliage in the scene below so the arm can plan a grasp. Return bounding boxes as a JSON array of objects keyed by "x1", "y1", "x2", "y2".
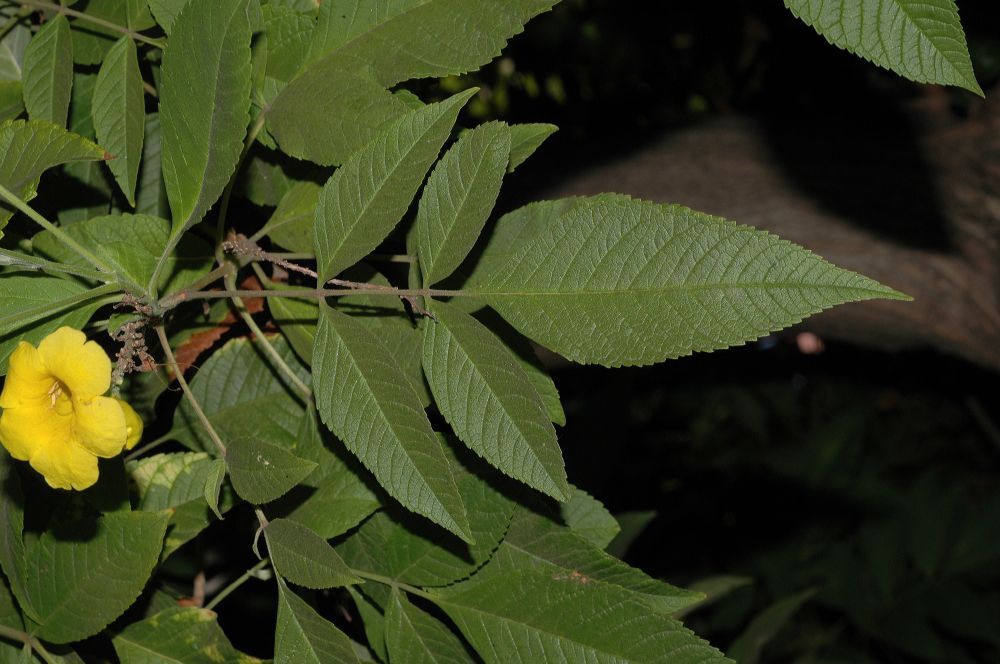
[
  {"x1": 0, "y1": 0, "x2": 962, "y2": 660},
  {"x1": 785, "y1": 0, "x2": 983, "y2": 95}
]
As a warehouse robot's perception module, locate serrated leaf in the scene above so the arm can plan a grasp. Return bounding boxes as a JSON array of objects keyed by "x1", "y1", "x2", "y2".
[
  {"x1": 415, "y1": 121, "x2": 510, "y2": 286},
  {"x1": 172, "y1": 336, "x2": 311, "y2": 456},
  {"x1": 147, "y1": 0, "x2": 192, "y2": 35},
  {"x1": 0, "y1": 119, "x2": 105, "y2": 231},
  {"x1": 262, "y1": 4, "x2": 315, "y2": 83},
  {"x1": 314, "y1": 90, "x2": 475, "y2": 281},
  {"x1": 21, "y1": 14, "x2": 72, "y2": 126},
  {"x1": 204, "y1": 458, "x2": 226, "y2": 520},
  {"x1": 113, "y1": 606, "x2": 262, "y2": 664},
  {"x1": 386, "y1": 588, "x2": 476, "y2": 664},
  {"x1": 785, "y1": 0, "x2": 983, "y2": 95},
  {"x1": 432, "y1": 547, "x2": 731, "y2": 664},
  {"x1": 335, "y1": 442, "x2": 515, "y2": 587},
  {"x1": 259, "y1": 181, "x2": 320, "y2": 253},
  {"x1": 469, "y1": 194, "x2": 908, "y2": 367},
  {"x1": 31, "y1": 214, "x2": 213, "y2": 294},
  {"x1": 135, "y1": 113, "x2": 168, "y2": 217},
  {"x1": 275, "y1": 578, "x2": 361, "y2": 664},
  {"x1": 26, "y1": 511, "x2": 170, "y2": 644},
  {"x1": 264, "y1": 518, "x2": 360, "y2": 589},
  {"x1": 312, "y1": 304, "x2": 472, "y2": 542},
  {"x1": 0, "y1": 275, "x2": 102, "y2": 375},
  {"x1": 560, "y1": 486, "x2": 620, "y2": 549},
  {"x1": 502, "y1": 506, "x2": 702, "y2": 615},
  {"x1": 423, "y1": 300, "x2": 568, "y2": 500},
  {"x1": 0, "y1": 452, "x2": 28, "y2": 620},
  {"x1": 70, "y1": 0, "x2": 156, "y2": 66},
  {"x1": 93, "y1": 37, "x2": 144, "y2": 205},
  {"x1": 160, "y1": 0, "x2": 252, "y2": 236},
  {"x1": 507, "y1": 123, "x2": 557, "y2": 172},
  {"x1": 225, "y1": 437, "x2": 317, "y2": 504},
  {"x1": 127, "y1": 452, "x2": 230, "y2": 558}
]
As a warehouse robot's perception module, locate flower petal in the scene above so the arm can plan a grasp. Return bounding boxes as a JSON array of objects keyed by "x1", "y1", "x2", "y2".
[
  {"x1": 0, "y1": 402, "x2": 71, "y2": 462},
  {"x1": 116, "y1": 399, "x2": 143, "y2": 450},
  {"x1": 38, "y1": 327, "x2": 111, "y2": 398},
  {"x1": 28, "y1": 439, "x2": 99, "y2": 490},
  {"x1": 72, "y1": 395, "x2": 127, "y2": 458},
  {"x1": 0, "y1": 342, "x2": 53, "y2": 409}
]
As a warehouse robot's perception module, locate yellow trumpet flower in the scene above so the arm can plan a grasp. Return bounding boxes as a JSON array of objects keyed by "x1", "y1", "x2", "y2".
[{"x1": 0, "y1": 327, "x2": 143, "y2": 490}]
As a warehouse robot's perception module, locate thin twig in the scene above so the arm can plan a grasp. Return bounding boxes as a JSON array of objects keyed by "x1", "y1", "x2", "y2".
[
  {"x1": 0, "y1": 623, "x2": 59, "y2": 664},
  {"x1": 0, "y1": 183, "x2": 116, "y2": 275},
  {"x1": 204, "y1": 559, "x2": 271, "y2": 611},
  {"x1": 18, "y1": 0, "x2": 165, "y2": 48},
  {"x1": 154, "y1": 325, "x2": 228, "y2": 457},
  {"x1": 352, "y1": 570, "x2": 436, "y2": 601},
  {"x1": 124, "y1": 433, "x2": 173, "y2": 462},
  {"x1": 142, "y1": 80, "x2": 158, "y2": 98}
]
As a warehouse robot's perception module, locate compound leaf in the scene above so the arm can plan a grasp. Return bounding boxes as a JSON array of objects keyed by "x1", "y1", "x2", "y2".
[
  {"x1": 93, "y1": 37, "x2": 144, "y2": 205},
  {"x1": 275, "y1": 579, "x2": 361, "y2": 664},
  {"x1": 113, "y1": 606, "x2": 261, "y2": 663},
  {"x1": 415, "y1": 121, "x2": 510, "y2": 286},
  {"x1": 386, "y1": 588, "x2": 476, "y2": 664},
  {"x1": 422, "y1": 300, "x2": 568, "y2": 501},
  {"x1": 314, "y1": 90, "x2": 475, "y2": 281},
  {"x1": 469, "y1": 194, "x2": 908, "y2": 367},
  {"x1": 784, "y1": 0, "x2": 982, "y2": 95},
  {"x1": 160, "y1": 0, "x2": 252, "y2": 236},
  {"x1": 264, "y1": 518, "x2": 360, "y2": 589},
  {"x1": 225, "y1": 437, "x2": 317, "y2": 505},
  {"x1": 312, "y1": 305, "x2": 472, "y2": 542},
  {"x1": 21, "y1": 14, "x2": 72, "y2": 126}
]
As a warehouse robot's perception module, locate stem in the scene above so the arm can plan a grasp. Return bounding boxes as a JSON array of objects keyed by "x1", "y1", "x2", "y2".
[
  {"x1": 154, "y1": 325, "x2": 228, "y2": 457},
  {"x1": 204, "y1": 558, "x2": 271, "y2": 611},
  {"x1": 0, "y1": 183, "x2": 115, "y2": 275},
  {"x1": 0, "y1": 248, "x2": 106, "y2": 281},
  {"x1": 160, "y1": 286, "x2": 464, "y2": 309},
  {"x1": 353, "y1": 570, "x2": 435, "y2": 601},
  {"x1": 215, "y1": 114, "x2": 268, "y2": 263},
  {"x1": 225, "y1": 273, "x2": 313, "y2": 400},
  {"x1": 147, "y1": 232, "x2": 182, "y2": 301},
  {"x1": 0, "y1": 624, "x2": 58, "y2": 664},
  {"x1": 124, "y1": 433, "x2": 174, "y2": 462},
  {"x1": 142, "y1": 80, "x2": 158, "y2": 98},
  {"x1": 0, "y1": 284, "x2": 121, "y2": 330},
  {"x1": 18, "y1": 0, "x2": 165, "y2": 48}
]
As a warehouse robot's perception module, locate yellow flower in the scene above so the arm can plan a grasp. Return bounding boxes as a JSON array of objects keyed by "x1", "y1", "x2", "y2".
[{"x1": 0, "y1": 327, "x2": 143, "y2": 490}]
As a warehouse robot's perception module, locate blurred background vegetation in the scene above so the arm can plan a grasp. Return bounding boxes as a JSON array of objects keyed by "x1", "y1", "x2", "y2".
[{"x1": 419, "y1": 1, "x2": 1000, "y2": 662}]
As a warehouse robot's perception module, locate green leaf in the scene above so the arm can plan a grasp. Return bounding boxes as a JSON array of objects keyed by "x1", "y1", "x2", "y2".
[
  {"x1": 275, "y1": 578, "x2": 361, "y2": 664},
  {"x1": 173, "y1": 336, "x2": 311, "y2": 456},
  {"x1": 264, "y1": 518, "x2": 360, "y2": 589},
  {"x1": 135, "y1": 113, "x2": 168, "y2": 218},
  {"x1": 147, "y1": 0, "x2": 192, "y2": 35},
  {"x1": 93, "y1": 37, "x2": 144, "y2": 206},
  {"x1": 727, "y1": 590, "x2": 816, "y2": 664},
  {"x1": 260, "y1": 181, "x2": 320, "y2": 253},
  {"x1": 269, "y1": 295, "x2": 319, "y2": 366},
  {"x1": 386, "y1": 588, "x2": 476, "y2": 664},
  {"x1": 606, "y1": 510, "x2": 657, "y2": 559},
  {"x1": 0, "y1": 573, "x2": 25, "y2": 662},
  {"x1": 348, "y1": 587, "x2": 388, "y2": 663},
  {"x1": 560, "y1": 487, "x2": 620, "y2": 549},
  {"x1": 0, "y1": 81, "x2": 22, "y2": 123},
  {"x1": 69, "y1": 0, "x2": 155, "y2": 66},
  {"x1": 672, "y1": 576, "x2": 753, "y2": 620},
  {"x1": 314, "y1": 90, "x2": 475, "y2": 281},
  {"x1": 469, "y1": 194, "x2": 908, "y2": 367},
  {"x1": 0, "y1": 452, "x2": 28, "y2": 620},
  {"x1": 127, "y1": 452, "x2": 230, "y2": 559},
  {"x1": 204, "y1": 458, "x2": 226, "y2": 521},
  {"x1": 312, "y1": 304, "x2": 472, "y2": 542},
  {"x1": 0, "y1": 274, "x2": 102, "y2": 375},
  {"x1": 21, "y1": 14, "x2": 72, "y2": 126},
  {"x1": 26, "y1": 511, "x2": 170, "y2": 644},
  {"x1": 507, "y1": 123, "x2": 557, "y2": 172},
  {"x1": 113, "y1": 606, "x2": 262, "y2": 663},
  {"x1": 432, "y1": 547, "x2": 731, "y2": 664},
  {"x1": 0, "y1": 119, "x2": 105, "y2": 231},
  {"x1": 785, "y1": 0, "x2": 983, "y2": 95},
  {"x1": 502, "y1": 506, "x2": 702, "y2": 615},
  {"x1": 225, "y1": 437, "x2": 317, "y2": 505},
  {"x1": 415, "y1": 121, "x2": 510, "y2": 286},
  {"x1": 422, "y1": 300, "x2": 568, "y2": 500},
  {"x1": 335, "y1": 443, "x2": 516, "y2": 587},
  {"x1": 31, "y1": 214, "x2": 213, "y2": 294},
  {"x1": 262, "y1": 4, "x2": 315, "y2": 83},
  {"x1": 160, "y1": 0, "x2": 253, "y2": 235}
]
